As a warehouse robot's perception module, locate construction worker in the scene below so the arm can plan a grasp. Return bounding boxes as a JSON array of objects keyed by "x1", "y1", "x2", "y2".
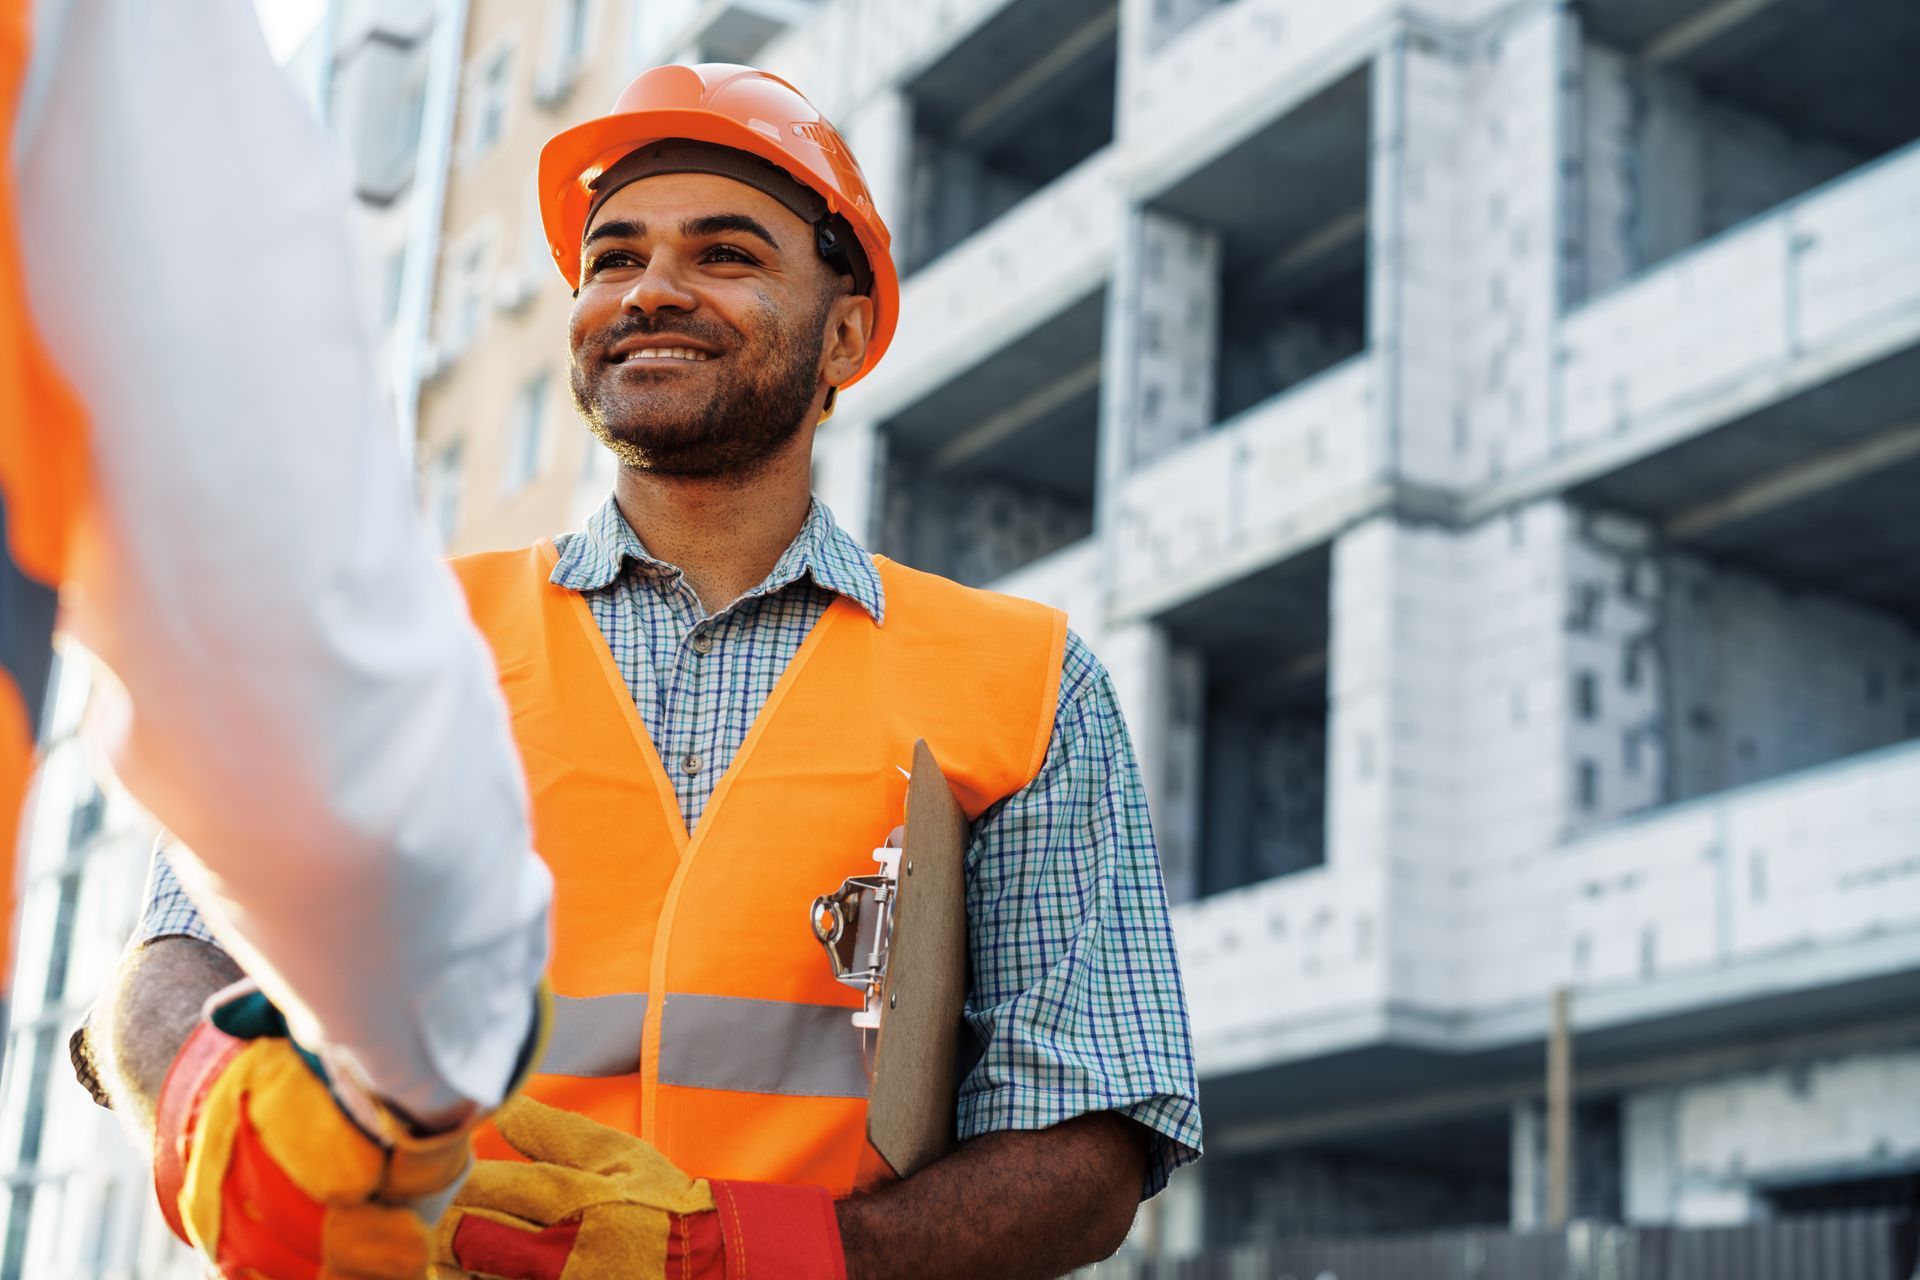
[
  {"x1": 6, "y1": 1, "x2": 558, "y2": 1275},
  {"x1": 90, "y1": 63, "x2": 1203, "y2": 1279}
]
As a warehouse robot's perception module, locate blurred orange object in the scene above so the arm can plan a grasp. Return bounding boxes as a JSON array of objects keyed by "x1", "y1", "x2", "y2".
[{"x1": 0, "y1": 0, "x2": 94, "y2": 994}]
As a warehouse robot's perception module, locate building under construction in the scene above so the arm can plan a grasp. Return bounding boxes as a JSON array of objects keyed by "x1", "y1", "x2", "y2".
[{"x1": 3, "y1": 0, "x2": 1918, "y2": 1273}]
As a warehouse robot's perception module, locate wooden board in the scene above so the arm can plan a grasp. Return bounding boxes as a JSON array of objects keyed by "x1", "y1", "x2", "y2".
[{"x1": 866, "y1": 739, "x2": 969, "y2": 1179}]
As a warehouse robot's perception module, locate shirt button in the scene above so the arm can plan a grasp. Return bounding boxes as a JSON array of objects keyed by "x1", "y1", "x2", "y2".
[
  {"x1": 691, "y1": 631, "x2": 714, "y2": 654},
  {"x1": 681, "y1": 753, "x2": 702, "y2": 776}
]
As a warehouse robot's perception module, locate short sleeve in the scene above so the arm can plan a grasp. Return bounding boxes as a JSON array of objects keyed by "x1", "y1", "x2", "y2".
[
  {"x1": 956, "y1": 631, "x2": 1203, "y2": 1197},
  {"x1": 133, "y1": 834, "x2": 219, "y2": 947}
]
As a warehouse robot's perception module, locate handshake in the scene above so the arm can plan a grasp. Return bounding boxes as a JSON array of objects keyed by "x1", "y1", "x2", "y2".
[{"x1": 155, "y1": 986, "x2": 844, "y2": 1280}]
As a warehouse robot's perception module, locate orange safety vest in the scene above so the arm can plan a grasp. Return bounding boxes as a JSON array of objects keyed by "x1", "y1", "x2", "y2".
[
  {"x1": 453, "y1": 542, "x2": 1066, "y2": 1193},
  {"x1": 0, "y1": 0, "x2": 91, "y2": 991}
]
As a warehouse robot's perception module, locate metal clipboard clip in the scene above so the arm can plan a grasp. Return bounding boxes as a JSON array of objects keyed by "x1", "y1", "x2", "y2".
[{"x1": 810, "y1": 844, "x2": 902, "y2": 1032}]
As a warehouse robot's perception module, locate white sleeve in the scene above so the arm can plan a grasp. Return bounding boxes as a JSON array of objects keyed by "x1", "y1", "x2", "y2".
[{"x1": 12, "y1": 0, "x2": 551, "y2": 1120}]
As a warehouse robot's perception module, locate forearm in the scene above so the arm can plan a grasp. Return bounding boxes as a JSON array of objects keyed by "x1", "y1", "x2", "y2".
[
  {"x1": 90, "y1": 937, "x2": 243, "y2": 1136},
  {"x1": 835, "y1": 1112, "x2": 1146, "y2": 1280}
]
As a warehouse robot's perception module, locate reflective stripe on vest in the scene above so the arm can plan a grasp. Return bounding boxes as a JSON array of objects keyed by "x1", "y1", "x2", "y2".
[
  {"x1": 546, "y1": 992, "x2": 868, "y2": 1098},
  {"x1": 454, "y1": 543, "x2": 1067, "y2": 1192},
  {"x1": 543, "y1": 992, "x2": 649, "y2": 1077}
]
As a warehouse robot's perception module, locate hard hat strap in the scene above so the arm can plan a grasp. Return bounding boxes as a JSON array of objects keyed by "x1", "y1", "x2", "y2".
[{"x1": 814, "y1": 216, "x2": 872, "y2": 298}]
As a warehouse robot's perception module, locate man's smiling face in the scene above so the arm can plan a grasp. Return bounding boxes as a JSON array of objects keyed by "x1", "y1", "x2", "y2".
[{"x1": 567, "y1": 171, "x2": 842, "y2": 479}]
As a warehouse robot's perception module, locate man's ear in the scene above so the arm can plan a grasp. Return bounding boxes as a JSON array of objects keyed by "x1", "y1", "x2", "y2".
[{"x1": 821, "y1": 293, "x2": 875, "y2": 388}]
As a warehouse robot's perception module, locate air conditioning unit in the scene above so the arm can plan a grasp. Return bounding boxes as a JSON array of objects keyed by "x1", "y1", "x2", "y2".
[
  {"x1": 494, "y1": 272, "x2": 538, "y2": 315},
  {"x1": 533, "y1": 57, "x2": 584, "y2": 110}
]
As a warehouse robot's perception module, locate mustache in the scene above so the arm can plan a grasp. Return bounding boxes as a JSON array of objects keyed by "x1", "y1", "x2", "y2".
[{"x1": 590, "y1": 313, "x2": 733, "y2": 354}]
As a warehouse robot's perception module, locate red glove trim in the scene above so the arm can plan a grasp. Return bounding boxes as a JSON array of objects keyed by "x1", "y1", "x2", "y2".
[
  {"x1": 709, "y1": 1181, "x2": 846, "y2": 1280},
  {"x1": 213, "y1": 1093, "x2": 329, "y2": 1279},
  {"x1": 452, "y1": 1215, "x2": 581, "y2": 1280},
  {"x1": 152, "y1": 1019, "x2": 246, "y2": 1245}
]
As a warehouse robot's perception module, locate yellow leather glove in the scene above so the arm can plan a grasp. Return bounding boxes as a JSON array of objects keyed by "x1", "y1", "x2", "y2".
[
  {"x1": 156, "y1": 987, "x2": 467, "y2": 1279},
  {"x1": 433, "y1": 1098, "x2": 845, "y2": 1280},
  {"x1": 158, "y1": 982, "x2": 551, "y2": 1280}
]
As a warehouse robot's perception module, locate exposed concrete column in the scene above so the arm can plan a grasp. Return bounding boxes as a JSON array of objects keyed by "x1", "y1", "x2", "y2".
[
  {"x1": 1325, "y1": 517, "x2": 1407, "y2": 876},
  {"x1": 1371, "y1": 8, "x2": 1576, "y2": 489},
  {"x1": 1128, "y1": 211, "x2": 1221, "y2": 468},
  {"x1": 1337, "y1": 502, "x2": 1597, "y2": 1014},
  {"x1": 1102, "y1": 624, "x2": 1205, "y2": 904},
  {"x1": 1458, "y1": 5, "x2": 1578, "y2": 481},
  {"x1": 1369, "y1": 30, "x2": 1469, "y2": 489}
]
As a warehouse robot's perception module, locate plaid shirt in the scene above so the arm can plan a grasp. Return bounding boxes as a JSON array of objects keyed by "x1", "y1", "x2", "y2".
[{"x1": 135, "y1": 496, "x2": 1202, "y2": 1193}]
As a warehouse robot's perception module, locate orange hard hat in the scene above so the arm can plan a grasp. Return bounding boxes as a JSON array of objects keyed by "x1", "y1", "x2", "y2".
[{"x1": 538, "y1": 64, "x2": 898, "y2": 388}]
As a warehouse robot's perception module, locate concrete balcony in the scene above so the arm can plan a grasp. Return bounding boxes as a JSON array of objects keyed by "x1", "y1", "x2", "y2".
[
  {"x1": 1188, "y1": 738, "x2": 1920, "y2": 1123},
  {"x1": 1110, "y1": 353, "x2": 1380, "y2": 620},
  {"x1": 1479, "y1": 735, "x2": 1920, "y2": 1022},
  {"x1": 1476, "y1": 139, "x2": 1920, "y2": 516},
  {"x1": 1121, "y1": 0, "x2": 1390, "y2": 192},
  {"x1": 852, "y1": 148, "x2": 1125, "y2": 422},
  {"x1": 1173, "y1": 864, "x2": 1388, "y2": 1078}
]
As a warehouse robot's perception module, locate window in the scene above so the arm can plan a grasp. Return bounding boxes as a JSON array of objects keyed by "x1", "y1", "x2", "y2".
[
  {"x1": 536, "y1": 1, "x2": 594, "y2": 107},
  {"x1": 67, "y1": 784, "x2": 105, "y2": 849},
  {"x1": 559, "y1": 0, "x2": 591, "y2": 64},
  {"x1": 465, "y1": 44, "x2": 514, "y2": 163},
  {"x1": 503, "y1": 372, "x2": 552, "y2": 494},
  {"x1": 398, "y1": 81, "x2": 428, "y2": 168},
  {"x1": 382, "y1": 247, "x2": 408, "y2": 325},
  {"x1": 457, "y1": 244, "x2": 486, "y2": 346},
  {"x1": 426, "y1": 442, "x2": 466, "y2": 548},
  {"x1": 441, "y1": 232, "x2": 492, "y2": 353}
]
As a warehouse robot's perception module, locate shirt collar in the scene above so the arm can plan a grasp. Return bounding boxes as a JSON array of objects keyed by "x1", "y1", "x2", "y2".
[{"x1": 552, "y1": 493, "x2": 885, "y2": 624}]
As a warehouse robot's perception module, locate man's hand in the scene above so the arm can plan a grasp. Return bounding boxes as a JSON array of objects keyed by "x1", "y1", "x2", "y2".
[
  {"x1": 433, "y1": 1097, "x2": 844, "y2": 1279},
  {"x1": 437, "y1": 1100, "x2": 1146, "y2": 1280},
  {"x1": 154, "y1": 984, "x2": 473, "y2": 1280}
]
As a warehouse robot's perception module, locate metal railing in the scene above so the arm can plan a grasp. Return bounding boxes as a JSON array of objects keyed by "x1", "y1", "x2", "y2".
[{"x1": 1094, "y1": 1213, "x2": 1920, "y2": 1280}]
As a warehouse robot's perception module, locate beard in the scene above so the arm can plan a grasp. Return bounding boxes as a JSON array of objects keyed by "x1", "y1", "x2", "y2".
[{"x1": 570, "y1": 294, "x2": 829, "y2": 481}]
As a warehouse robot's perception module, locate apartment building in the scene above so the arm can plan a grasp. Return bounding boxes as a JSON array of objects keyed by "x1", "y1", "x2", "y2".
[{"x1": 419, "y1": 0, "x2": 1920, "y2": 1253}]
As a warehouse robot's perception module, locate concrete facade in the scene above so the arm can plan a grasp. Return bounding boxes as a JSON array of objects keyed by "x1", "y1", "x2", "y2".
[
  {"x1": 414, "y1": 0, "x2": 1920, "y2": 1258},
  {"x1": 763, "y1": 0, "x2": 1920, "y2": 1252}
]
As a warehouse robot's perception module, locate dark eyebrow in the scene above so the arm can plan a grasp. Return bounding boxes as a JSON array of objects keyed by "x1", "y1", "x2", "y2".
[
  {"x1": 582, "y1": 219, "x2": 645, "y2": 252},
  {"x1": 682, "y1": 213, "x2": 781, "y2": 253}
]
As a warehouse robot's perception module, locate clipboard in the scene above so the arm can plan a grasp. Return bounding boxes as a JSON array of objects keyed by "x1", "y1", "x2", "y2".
[{"x1": 865, "y1": 739, "x2": 969, "y2": 1180}]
